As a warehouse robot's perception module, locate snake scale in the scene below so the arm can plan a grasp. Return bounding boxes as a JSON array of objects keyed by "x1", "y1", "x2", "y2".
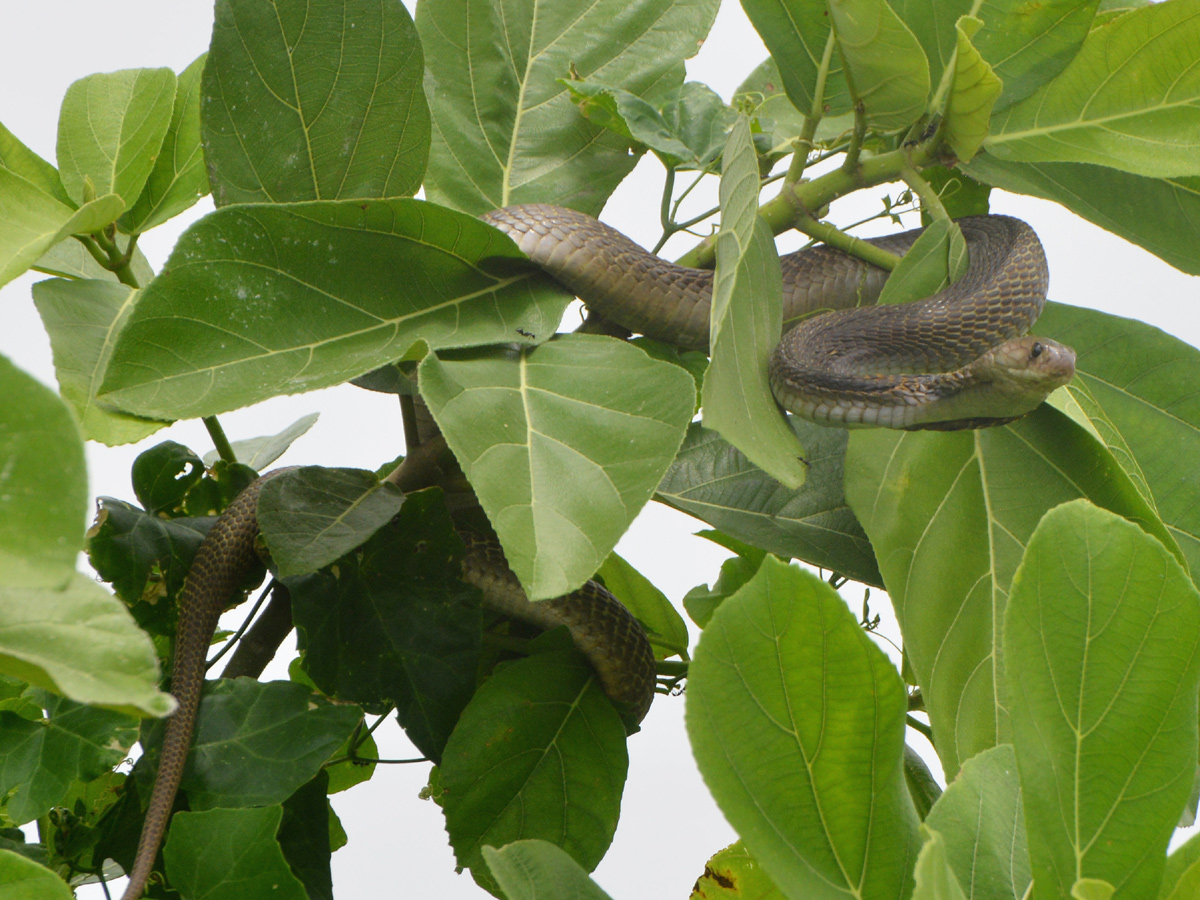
[{"x1": 121, "y1": 205, "x2": 1073, "y2": 898}]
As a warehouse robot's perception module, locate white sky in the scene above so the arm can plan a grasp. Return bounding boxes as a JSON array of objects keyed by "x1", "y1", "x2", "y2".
[{"x1": 1, "y1": 2, "x2": 1198, "y2": 898}]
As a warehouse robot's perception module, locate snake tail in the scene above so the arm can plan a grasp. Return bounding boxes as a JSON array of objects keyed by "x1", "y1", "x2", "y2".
[
  {"x1": 121, "y1": 476, "x2": 270, "y2": 900},
  {"x1": 122, "y1": 473, "x2": 656, "y2": 899}
]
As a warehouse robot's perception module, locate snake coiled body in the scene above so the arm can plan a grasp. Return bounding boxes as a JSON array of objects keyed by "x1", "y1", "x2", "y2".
[{"x1": 483, "y1": 205, "x2": 1076, "y2": 429}]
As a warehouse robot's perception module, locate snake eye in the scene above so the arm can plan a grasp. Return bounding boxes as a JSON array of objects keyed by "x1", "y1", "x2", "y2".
[{"x1": 1030, "y1": 342, "x2": 1043, "y2": 359}]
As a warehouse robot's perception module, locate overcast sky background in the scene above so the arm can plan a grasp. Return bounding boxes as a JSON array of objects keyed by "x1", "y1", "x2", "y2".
[{"x1": 2, "y1": 2, "x2": 1198, "y2": 898}]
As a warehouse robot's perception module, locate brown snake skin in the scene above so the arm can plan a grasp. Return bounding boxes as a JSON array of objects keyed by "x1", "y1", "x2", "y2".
[{"x1": 121, "y1": 473, "x2": 654, "y2": 900}]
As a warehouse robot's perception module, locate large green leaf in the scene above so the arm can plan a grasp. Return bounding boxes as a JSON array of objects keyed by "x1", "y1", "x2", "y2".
[
  {"x1": 0, "y1": 573, "x2": 170, "y2": 717},
  {"x1": 416, "y1": 0, "x2": 719, "y2": 214},
  {"x1": 277, "y1": 771, "x2": 334, "y2": 900},
  {"x1": 657, "y1": 421, "x2": 881, "y2": 588},
  {"x1": 287, "y1": 490, "x2": 479, "y2": 762},
  {"x1": 203, "y1": 0, "x2": 428, "y2": 205},
  {"x1": 702, "y1": 117, "x2": 804, "y2": 489},
  {"x1": 845, "y1": 403, "x2": 1179, "y2": 777},
  {"x1": 97, "y1": 199, "x2": 572, "y2": 420},
  {"x1": 1005, "y1": 500, "x2": 1200, "y2": 900},
  {"x1": 172, "y1": 679, "x2": 359, "y2": 810},
  {"x1": 828, "y1": 0, "x2": 930, "y2": 131},
  {"x1": 440, "y1": 650, "x2": 628, "y2": 896},
  {"x1": 739, "y1": 0, "x2": 852, "y2": 119},
  {"x1": 483, "y1": 840, "x2": 616, "y2": 900},
  {"x1": 1162, "y1": 834, "x2": 1200, "y2": 900},
  {"x1": 687, "y1": 557, "x2": 919, "y2": 900},
  {"x1": 967, "y1": 154, "x2": 1200, "y2": 275},
  {"x1": 31, "y1": 278, "x2": 163, "y2": 446},
  {"x1": 257, "y1": 467, "x2": 404, "y2": 577},
  {"x1": 0, "y1": 167, "x2": 123, "y2": 289},
  {"x1": 985, "y1": 0, "x2": 1200, "y2": 178},
  {"x1": 0, "y1": 693, "x2": 137, "y2": 825},
  {"x1": 894, "y1": 0, "x2": 1098, "y2": 112},
  {"x1": 0, "y1": 849, "x2": 74, "y2": 900},
  {"x1": 119, "y1": 54, "x2": 208, "y2": 233},
  {"x1": 55, "y1": 68, "x2": 175, "y2": 206},
  {"x1": 924, "y1": 745, "x2": 1030, "y2": 900},
  {"x1": 1035, "y1": 303, "x2": 1200, "y2": 576},
  {"x1": 163, "y1": 806, "x2": 307, "y2": 900},
  {"x1": 419, "y1": 335, "x2": 694, "y2": 601},
  {"x1": 0, "y1": 355, "x2": 87, "y2": 587}
]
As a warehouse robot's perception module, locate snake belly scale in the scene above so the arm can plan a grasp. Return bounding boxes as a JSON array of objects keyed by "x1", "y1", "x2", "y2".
[{"x1": 122, "y1": 206, "x2": 1073, "y2": 898}]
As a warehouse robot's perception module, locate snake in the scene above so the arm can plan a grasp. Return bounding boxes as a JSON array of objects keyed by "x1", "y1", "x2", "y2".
[
  {"x1": 482, "y1": 204, "x2": 1076, "y2": 430},
  {"x1": 122, "y1": 205, "x2": 1073, "y2": 898}
]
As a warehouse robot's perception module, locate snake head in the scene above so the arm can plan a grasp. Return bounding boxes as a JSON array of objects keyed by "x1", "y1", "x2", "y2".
[{"x1": 989, "y1": 335, "x2": 1076, "y2": 397}]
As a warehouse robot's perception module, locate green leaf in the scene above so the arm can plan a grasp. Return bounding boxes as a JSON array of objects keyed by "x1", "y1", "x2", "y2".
[
  {"x1": 201, "y1": 412, "x2": 319, "y2": 469},
  {"x1": 924, "y1": 744, "x2": 1031, "y2": 900},
  {"x1": 203, "y1": 0, "x2": 428, "y2": 204},
  {"x1": 942, "y1": 17, "x2": 1002, "y2": 163},
  {"x1": 845, "y1": 403, "x2": 1180, "y2": 777},
  {"x1": 1006, "y1": 500, "x2": 1200, "y2": 900},
  {"x1": 893, "y1": 0, "x2": 1099, "y2": 113},
  {"x1": 985, "y1": 0, "x2": 1200, "y2": 178},
  {"x1": 416, "y1": 0, "x2": 719, "y2": 214},
  {"x1": 173, "y1": 679, "x2": 358, "y2": 810},
  {"x1": 702, "y1": 117, "x2": 805, "y2": 489},
  {"x1": 119, "y1": 54, "x2": 208, "y2": 233},
  {"x1": 0, "y1": 166, "x2": 123, "y2": 289},
  {"x1": 921, "y1": 166, "x2": 991, "y2": 220},
  {"x1": 440, "y1": 651, "x2": 628, "y2": 895},
  {"x1": 130, "y1": 441, "x2": 204, "y2": 516},
  {"x1": 595, "y1": 553, "x2": 689, "y2": 659},
  {"x1": 912, "y1": 829, "x2": 968, "y2": 900},
  {"x1": 419, "y1": 335, "x2": 694, "y2": 601},
  {"x1": 31, "y1": 278, "x2": 164, "y2": 446},
  {"x1": 0, "y1": 849, "x2": 74, "y2": 900},
  {"x1": 277, "y1": 772, "x2": 334, "y2": 900},
  {"x1": 1072, "y1": 881, "x2": 1115, "y2": 900},
  {"x1": 287, "y1": 490, "x2": 480, "y2": 762},
  {"x1": 564, "y1": 80, "x2": 735, "y2": 170},
  {"x1": 1162, "y1": 834, "x2": 1200, "y2": 900},
  {"x1": 86, "y1": 498, "x2": 209, "y2": 615},
  {"x1": 966, "y1": 155, "x2": 1200, "y2": 275},
  {"x1": 829, "y1": 0, "x2": 930, "y2": 131},
  {"x1": 689, "y1": 841, "x2": 785, "y2": 899},
  {"x1": 97, "y1": 199, "x2": 572, "y2": 420},
  {"x1": 55, "y1": 68, "x2": 175, "y2": 205},
  {"x1": 564, "y1": 82, "x2": 696, "y2": 165},
  {"x1": 0, "y1": 121, "x2": 70, "y2": 205},
  {"x1": 682, "y1": 537, "x2": 766, "y2": 629},
  {"x1": 875, "y1": 216, "x2": 967, "y2": 307},
  {"x1": 686, "y1": 556, "x2": 919, "y2": 900},
  {"x1": 483, "y1": 840, "x2": 616, "y2": 900},
  {"x1": 257, "y1": 467, "x2": 404, "y2": 577},
  {"x1": 1034, "y1": 303, "x2": 1200, "y2": 575},
  {"x1": 0, "y1": 693, "x2": 137, "y2": 825},
  {"x1": 658, "y1": 421, "x2": 882, "y2": 588},
  {"x1": 163, "y1": 806, "x2": 307, "y2": 900},
  {"x1": 738, "y1": 1, "x2": 852, "y2": 119},
  {"x1": 0, "y1": 355, "x2": 86, "y2": 587},
  {"x1": 0, "y1": 573, "x2": 171, "y2": 717}
]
